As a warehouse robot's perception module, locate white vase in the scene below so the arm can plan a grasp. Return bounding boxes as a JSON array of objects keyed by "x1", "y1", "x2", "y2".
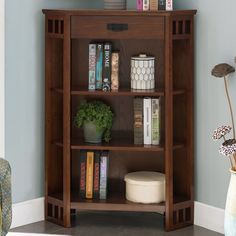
[{"x1": 225, "y1": 169, "x2": 236, "y2": 236}]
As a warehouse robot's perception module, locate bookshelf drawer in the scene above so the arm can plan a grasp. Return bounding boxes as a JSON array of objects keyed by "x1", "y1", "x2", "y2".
[{"x1": 71, "y1": 16, "x2": 165, "y2": 39}]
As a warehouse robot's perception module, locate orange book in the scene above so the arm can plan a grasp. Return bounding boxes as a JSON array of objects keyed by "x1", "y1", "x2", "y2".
[{"x1": 86, "y1": 152, "x2": 94, "y2": 199}]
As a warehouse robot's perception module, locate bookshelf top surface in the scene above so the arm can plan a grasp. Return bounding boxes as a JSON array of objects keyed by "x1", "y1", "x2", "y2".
[{"x1": 42, "y1": 9, "x2": 197, "y2": 17}]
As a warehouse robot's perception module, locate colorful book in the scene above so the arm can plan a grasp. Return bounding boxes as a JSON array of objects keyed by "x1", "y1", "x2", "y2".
[
  {"x1": 134, "y1": 98, "x2": 144, "y2": 145},
  {"x1": 102, "y1": 43, "x2": 112, "y2": 92},
  {"x1": 99, "y1": 151, "x2": 109, "y2": 200},
  {"x1": 166, "y1": 0, "x2": 173, "y2": 10},
  {"x1": 111, "y1": 52, "x2": 119, "y2": 91},
  {"x1": 158, "y1": 0, "x2": 165, "y2": 10},
  {"x1": 137, "y1": 0, "x2": 143, "y2": 11},
  {"x1": 151, "y1": 98, "x2": 161, "y2": 145},
  {"x1": 88, "y1": 44, "x2": 96, "y2": 91},
  {"x1": 96, "y1": 44, "x2": 103, "y2": 90},
  {"x1": 150, "y1": 0, "x2": 158, "y2": 10},
  {"x1": 86, "y1": 151, "x2": 94, "y2": 199},
  {"x1": 144, "y1": 98, "x2": 152, "y2": 145},
  {"x1": 93, "y1": 151, "x2": 100, "y2": 199},
  {"x1": 79, "y1": 151, "x2": 87, "y2": 199},
  {"x1": 143, "y1": 0, "x2": 149, "y2": 10}
]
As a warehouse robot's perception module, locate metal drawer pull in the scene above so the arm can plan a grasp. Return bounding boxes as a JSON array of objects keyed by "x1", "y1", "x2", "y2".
[{"x1": 107, "y1": 23, "x2": 128, "y2": 32}]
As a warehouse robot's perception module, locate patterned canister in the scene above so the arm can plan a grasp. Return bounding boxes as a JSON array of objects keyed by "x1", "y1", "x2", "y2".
[
  {"x1": 104, "y1": 0, "x2": 127, "y2": 10},
  {"x1": 131, "y1": 54, "x2": 155, "y2": 90}
]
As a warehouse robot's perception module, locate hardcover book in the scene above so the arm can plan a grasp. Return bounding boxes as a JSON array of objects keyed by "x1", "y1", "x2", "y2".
[
  {"x1": 150, "y1": 0, "x2": 158, "y2": 10},
  {"x1": 111, "y1": 52, "x2": 119, "y2": 91},
  {"x1": 134, "y1": 98, "x2": 144, "y2": 145},
  {"x1": 158, "y1": 0, "x2": 165, "y2": 10},
  {"x1": 102, "y1": 43, "x2": 112, "y2": 92},
  {"x1": 143, "y1": 98, "x2": 152, "y2": 145},
  {"x1": 143, "y1": 0, "x2": 149, "y2": 11},
  {"x1": 137, "y1": 0, "x2": 143, "y2": 11},
  {"x1": 96, "y1": 44, "x2": 103, "y2": 90},
  {"x1": 79, "y1": 151, "x2": 87, "y2": 199},
  {"x1": 100, "y1": 151, "x2": 109, "y2": 200},
  {"x1": 166, "y1": 0, "x2": 173, "y2": 10},
  {"x1": 88, "y1": 44, "x2": 96, "y2": 91},
  {"x1": 86, "y1": 151, "x2": 94, "y2": 199},
  {"x1": 93, "y1": 151, "x2": 100, "y2": 199},
  {"x1": 151, "y1": 98, "x2": 161, "y2": 145}
]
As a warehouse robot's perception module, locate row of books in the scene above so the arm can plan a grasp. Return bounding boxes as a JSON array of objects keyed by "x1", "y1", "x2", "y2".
[
  {"x1": 134, "y1": 97, "x2": 161, "y2": 145},
  {"x1": 89, "y1": 42, "x2": 119, "y2": 92},
  {"x1": 137, "y1": 0, "x2": 173, "y2": 11},
  {"x1": 79, "y1": 151, "x2": 109, "y2": 200}
]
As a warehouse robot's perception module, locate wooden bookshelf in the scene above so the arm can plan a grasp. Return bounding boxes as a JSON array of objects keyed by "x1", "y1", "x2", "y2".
[{"x1": 43, "y1": 9, "x2": 196, "y2": 231}]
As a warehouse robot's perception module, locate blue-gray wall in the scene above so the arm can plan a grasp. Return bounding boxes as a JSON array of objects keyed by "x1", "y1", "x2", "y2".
[{"x1": 6, "y1": 0, "x2": 236, "y2": 208}]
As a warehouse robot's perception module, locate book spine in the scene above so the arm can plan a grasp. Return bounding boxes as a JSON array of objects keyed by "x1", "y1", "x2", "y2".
[
  {"x1": 111, "y1": 52, "x2": 119, "y2": 91},
  {"x1": 99, "y1": 151, "x2": 109, "y2": 200},
  {"x1": 143, "y1": 98, "x2": 152, "y2": 145},
  {"x1": 86, "y1": 151, "x2": 94, "y2": 199},
  {"x1": 150, "y1": 0, "x2": 158, "y2": 10},
  {"x1": 151, "y1": 98, "x2": 161, "y2": 145},
  {"x1": 102, "y1": 43, "x2": 112, "y2": 92},
  {"x1": 96, "y1": 44, "x2": 103, "y2": 90},
  {"x1": 88, "y1": 44, "x2": 96, "y2": 91},
  {"x1": 158, "y1": 0, "x2": 166, "y2": 10},
  {"x1": 143, "y1": 0, "x2": 149, "y2": 11},
  {"x1": 166, "y1": 0, "x2": 173, "y2": 10},
  {"x1": 134, "y1": 98, "x2": 144, "y2": 145},
  {"x1": 79, "y1": 151, "x2": 87, "y2": 199},
  {"x1": 93, "y1": 151, "x2": 100, "y2": 199},
  {"x1": 137, "y1": 0, "x2": 143, "y2": 11}
]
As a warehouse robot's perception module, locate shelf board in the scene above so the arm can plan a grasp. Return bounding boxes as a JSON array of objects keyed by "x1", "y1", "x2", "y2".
[
  {"x1": 49, "y1": 192, "x2": 165, "y2": 214},
  {"x1": 52, "y1": 88, "x2": 186, "y2": 96},
  {"x1": 54, "y1": 138, "x2": 185, "y2": 152},
  {"x1": 48, "y1": 192, "x2": 191, "y2": 214},
  {"x1": 71, "y1": 88, "x2": 164, "y2": 97}
]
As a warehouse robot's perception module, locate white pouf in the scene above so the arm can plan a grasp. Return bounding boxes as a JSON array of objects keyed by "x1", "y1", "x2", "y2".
[{"x1": 124, "y1": 171, "x2": 165, "y2": 204}]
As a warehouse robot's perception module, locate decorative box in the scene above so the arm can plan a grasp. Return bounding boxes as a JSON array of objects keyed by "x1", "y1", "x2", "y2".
[
  {"x1": 104, "y1": 0, "x2": 127, "y2": 10},
  {"x1": 131, "y1": 54, "x2": 155, "y2": 90},
  {"x1": 124, "y1": 171, "x2": 165, "y2": 204}
]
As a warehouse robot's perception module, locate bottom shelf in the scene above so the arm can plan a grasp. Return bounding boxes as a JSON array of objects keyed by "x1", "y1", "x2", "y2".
[
  {"x1": 71, "y1": 192, "x2": 165, "y2": 213},
  {"x1": 48, "y1": 192, "x2": 191, "y2": 215}
]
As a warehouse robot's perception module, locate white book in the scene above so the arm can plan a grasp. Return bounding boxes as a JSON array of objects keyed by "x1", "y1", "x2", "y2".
[
  {"x1": 88, "y1": 44, "x2": 96, "y2": 91},
  {"x1": 151, "y1": 98, "x2": 161, "y2": 145},
  {"x1": 143, "y1": 98, "x2": 152, "y2": 145},
  {"x1": 166, "y1": 0, "x2": 173, "y2": 10},
  {"x1": 99, "y1": 152, "x2": 109, "y2": 200},
  {"x1": 143, "y1": 0, "x2": 150, "y2": 11}
]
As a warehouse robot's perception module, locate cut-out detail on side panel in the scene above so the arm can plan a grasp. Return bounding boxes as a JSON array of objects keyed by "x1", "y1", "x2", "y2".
[
  {"x1": 47, "y1": 18, "x2": 64, "y2": 38},
  {"x1": 173, "y1": 207, "x2": 192, "y2": 226},
  {"x1": 47, "y1": 202, "x2": 64, "y2": 224},
  {"x1": 172, "y1": 19, "x2": 192, "y2": 37}
]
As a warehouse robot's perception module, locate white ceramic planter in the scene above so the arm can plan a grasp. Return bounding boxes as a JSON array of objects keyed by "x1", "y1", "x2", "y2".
[
  {"x1": 225, "y1": 169, "x2": 236, "y2": 236},
  {"x1": 124, "y1": 171, "x2": 165, "y2": 204}
]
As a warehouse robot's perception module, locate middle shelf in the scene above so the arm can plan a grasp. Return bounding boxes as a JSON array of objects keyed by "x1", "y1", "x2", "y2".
[
  {"x1": 54, "y1": 137, "x2": 185, "y2": 152},
  {"x1": 52, "y1": 87, "x2": 186, "y2": 97}
]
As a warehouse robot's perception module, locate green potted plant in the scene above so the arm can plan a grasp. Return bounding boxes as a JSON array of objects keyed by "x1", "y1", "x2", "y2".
[{"x1": 74, "y1": 100, "x2": 114, "y2": 143}]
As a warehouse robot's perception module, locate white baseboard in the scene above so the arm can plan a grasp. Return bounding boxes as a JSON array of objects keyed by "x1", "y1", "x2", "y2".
[
  {"x1": 11, "y1": 197, "x2": 45, "y2": 229},
  {"x1": 11, "y1": 198, "x2": 224, "y2": 234},
  {"x1": 194, "y1": 201, "x2": 224, "y2": 234}
]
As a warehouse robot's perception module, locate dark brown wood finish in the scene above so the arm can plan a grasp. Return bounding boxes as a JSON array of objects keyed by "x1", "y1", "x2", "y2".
[
  {"x1": 62, "y1": 15, "x2": 71, "y2": 228},
  {"x1": 43, "y1": 9, "x2": 196, "y2": 231},
  {"x1": 164, "y1": 15, "x2": 174, "y2": 231}
]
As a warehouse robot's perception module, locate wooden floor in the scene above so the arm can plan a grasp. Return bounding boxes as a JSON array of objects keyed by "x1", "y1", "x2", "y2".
[{"x1": 11, "y1": 212, "x2": 223, "y2": 236}]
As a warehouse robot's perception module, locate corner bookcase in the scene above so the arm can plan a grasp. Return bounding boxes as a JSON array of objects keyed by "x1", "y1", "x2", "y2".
[{"x1": 43, "y1": 9, "x2": 196, "y2": 231}]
